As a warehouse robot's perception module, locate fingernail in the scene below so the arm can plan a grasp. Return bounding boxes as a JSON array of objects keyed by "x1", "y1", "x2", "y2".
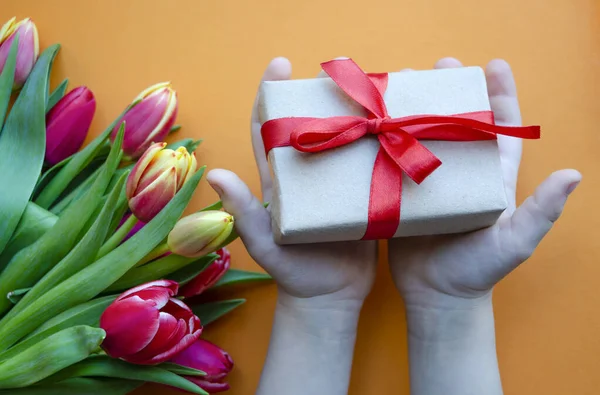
[
  {"x1": 566, "y1": 181, "x2": 580, "y2": 195},
  {"x1": 209, "y1": 181, "x2": 224, "y2": 197}
]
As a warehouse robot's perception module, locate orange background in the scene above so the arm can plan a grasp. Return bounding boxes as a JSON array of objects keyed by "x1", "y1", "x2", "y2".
[{"x1": 3, "y1": 0, "x2": 599, "y2": 394}]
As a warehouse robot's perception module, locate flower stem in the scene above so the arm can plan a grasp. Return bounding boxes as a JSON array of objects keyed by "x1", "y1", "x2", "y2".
[
  {"x1": 96, "y1": 215, "x2": 139, "y2": 259},
  {"x1": 135, "y1": 242, "x2": 170, "y2": 267}
]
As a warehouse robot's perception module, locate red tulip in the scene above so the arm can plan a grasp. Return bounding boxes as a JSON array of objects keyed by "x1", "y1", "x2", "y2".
[
  {"x1": 45, "y1": 86, "x2": 96, "y2": 165},
  {"x1": 170, "y1": 339, "x2": 234, "y2": 393},
  {"x1": 112, "y1": 82, "x2": 178, "y2": 158},
  {"x1": 99, "y1": 280, "x2": 202, "y2": 365},
  {"x1": 180, "y1": 248, "x2": 231, "y2": 298}
]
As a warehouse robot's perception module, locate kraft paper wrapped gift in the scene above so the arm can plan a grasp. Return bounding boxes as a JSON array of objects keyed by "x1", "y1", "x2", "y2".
[{"x1": 258, "y1": 61, "x2": 533, "y2": 245}]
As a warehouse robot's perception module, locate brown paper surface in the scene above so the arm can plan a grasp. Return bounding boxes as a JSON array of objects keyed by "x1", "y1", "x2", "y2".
[{"x1": 259, "y1": 66, "x2": 507, "y2": 244}]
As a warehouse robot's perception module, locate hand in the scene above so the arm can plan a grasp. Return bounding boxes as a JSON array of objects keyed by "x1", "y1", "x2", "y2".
[
  {"x1": 389, "y1": 57, "x2": 581, "y2": 395},
  {"x1": 206, "y1": 57, "x2": 377, "y2": 309},
  {"x1": 389, "y1": 57, "x2": 581, "y2": 307}
]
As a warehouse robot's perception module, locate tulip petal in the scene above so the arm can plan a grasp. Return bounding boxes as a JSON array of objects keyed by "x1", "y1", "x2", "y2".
[
  {"x1": 129, "y1": 167, "x2": 177, "y2": 223},
  {"x1": 45, "y1": 89, "x2": 96, "y2": 165},
  {"x1": 133, "y1": 326, "x2": 202, "y2": 365},
  {"x1": 187, "y1": 377, "x2": 230, "y2": 393},
  {"x1": 136, "y1": 149, "x2": 179, "y2": 192},
  {"x1": 123, "y1": 312, "x2": 185, "y2": 364},
  {"x1": 120, "y1": 90, "x2": 170, "y2": 156},
  {"x1": 170, "y1": 339, "x2": 233, "y2": 379},
  {"x1": 0, "y1": 17, "x2": 16, "y2": 43},
  {"x1": 179, "y1": 251, "x2": 230, "y2": 298},
  {"x1": 126, "y1": 142, "x2": 166, "y2": 198},
  {"x1": 116, "y1": 280, "x2": 178, "y2": 302},
  {"x1": 100, "y1": 296, "x2": 160, "y2": 358}
]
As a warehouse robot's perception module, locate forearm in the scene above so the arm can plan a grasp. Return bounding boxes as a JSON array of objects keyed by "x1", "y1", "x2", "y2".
[
  {"x1": 405, "y1": 292, "x2": 502, "y2": 395},
  {"x1": 256, "y1": 291, "x2": 361, "y2": 395}
]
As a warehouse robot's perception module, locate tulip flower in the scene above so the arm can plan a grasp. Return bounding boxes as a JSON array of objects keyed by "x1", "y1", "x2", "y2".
[
  {"x1": 99, "y1": 280, "x2": 202, "y2": 365},
  {"x1": 180, "y1": 248, "x2": 231, "y2": 298},
  {"x1": 112, "y1": 82, "x2": 178, "y2": 158},
  {"x1": 0, "y1": 17, "x2": 39, "y2": 89},
  {"x1": 45, "y1": 86, "x2": 96, "y2": 165},
  {"x1": 126, "y1": 142, "x2": 197, "y2": 223},
  {"x1": 167, "y1": 211, "x2": 234, "y2": 258},
  {"x1": 170, "y1": 339, "x2": 234, "y2": 393}
]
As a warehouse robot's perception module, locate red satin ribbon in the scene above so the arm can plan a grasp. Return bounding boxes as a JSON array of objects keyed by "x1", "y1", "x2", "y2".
[{"x1": 261, "y1": 59, "x2": 541, "y2": 240}]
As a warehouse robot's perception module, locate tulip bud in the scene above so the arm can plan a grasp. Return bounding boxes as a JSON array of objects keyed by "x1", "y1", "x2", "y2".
[
  {"x1": 99, "y1": 280, "x2": 202, "y2": 365},
  {"x1": 0, "y1": 17, "x2": 39, "y2": 89},
  {"x1": 167, "y1": 211, "x2": 234, "y2": 258},
  {"x1": 126, "y1": 142, "x2": 197, "y2": 223},
  {"x1": 112, "y1": 82, "x2": 178, "y2": 158},
  {"x1": 180, "y1": 248, "x2": 231, "y2": 298},
  {"x1": 45, "y1": 86, "x2": 96, "y2": 165},
  {"x1": 170, "y1": 339, "x2": 234, "y2": 393}
]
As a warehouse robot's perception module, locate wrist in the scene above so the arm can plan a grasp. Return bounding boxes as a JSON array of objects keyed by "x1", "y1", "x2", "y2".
[
  {"x1": 405, "y1": 291, "x2": 494, "y2": 343},
  {"x1": 404, "y1": 292, "x2": 503, "y2": 395},
  {"x1": 275, "y1": 288, "x2": 362, "y2": 340}
]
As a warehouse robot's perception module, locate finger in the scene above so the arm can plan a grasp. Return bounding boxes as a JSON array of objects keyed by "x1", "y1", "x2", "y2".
[
  {"x1": 206, "y1": 169, "x2": 278, "y2": 266},
  {"x1": 434, "y1": 57, "x2": 463, "y2": 69},
  {"x1": 251, "y1": 57, "x2": 292, "y2": 203},
  {"x1": 485, "y1": 59, "x2": 523, "y2": 210},
  {"x1": 497, "y1": 169, "x2": 581, "y2": 275}
]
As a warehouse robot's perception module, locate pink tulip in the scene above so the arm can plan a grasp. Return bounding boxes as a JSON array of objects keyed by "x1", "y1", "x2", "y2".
[
  {"x1": 180, "y1": 248, "x2": 231, "y2": 298},
  {"x1": 0, "y1": 17, "x2": 39, "y2": 89},
  {"x1": 99, "y1": 280, "x2": 202, "y2": 365},
  {"x1": 126, "y1": 142, "x2": 197, "y2": 222},
  {"x1": 112, "y1": 82, "x2": 178, "y2": 158},
  {"x1": 45, "y1": 86, "x2": 96, "y2": 165},
  {"x1": 170, "y1": 339, "x2": 234, "y2": 393}
]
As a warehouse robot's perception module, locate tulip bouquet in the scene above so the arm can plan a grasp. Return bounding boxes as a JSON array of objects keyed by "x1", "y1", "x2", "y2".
[{"x1": 0, "y1": 17, "x2": 270, "y2": 394}]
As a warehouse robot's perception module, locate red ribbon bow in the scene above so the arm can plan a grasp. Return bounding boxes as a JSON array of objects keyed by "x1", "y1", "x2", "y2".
[{"x1": 261, "y1": 59, "x2": 541, "y2": 240}]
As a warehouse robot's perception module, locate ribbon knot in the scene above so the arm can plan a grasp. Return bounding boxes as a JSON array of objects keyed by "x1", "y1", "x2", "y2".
[
  {"x1": 260, "y1": 58, "x2": 541, "y2": 241},
  {"x1": 366, "y1": 117, "x2": 388, "y2": 134}
]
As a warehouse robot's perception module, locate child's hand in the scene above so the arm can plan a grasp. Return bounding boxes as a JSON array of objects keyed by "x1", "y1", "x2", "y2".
[
  {"x1": 388, "y1": 58, "x2": 581, "y2": 308},
  {"x1": 388, "y1": 58, "x2": 581, "y2": 395},
  {"x1": 206, "y1": 58, "x2": 377, "y2": 311}
]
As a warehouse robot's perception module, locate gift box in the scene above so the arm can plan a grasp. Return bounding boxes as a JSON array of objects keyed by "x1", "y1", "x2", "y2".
[{"x1": 258, "y1": 59, "x2": 539, "y2": 245}]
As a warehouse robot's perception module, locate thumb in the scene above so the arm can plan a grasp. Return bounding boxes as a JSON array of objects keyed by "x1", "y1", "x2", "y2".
[
  {"x1": 206, "y1": 169, "x2": 276, "y2": 262},
  {"x1": 499, "y1": 169, "x2": 581, "y2": 270}
]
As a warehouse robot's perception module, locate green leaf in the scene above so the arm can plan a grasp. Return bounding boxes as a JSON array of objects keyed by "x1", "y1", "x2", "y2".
[
  {"x1": 8, "y1": 172, "x2": 128, "y2": 318},
  {"x1": 105, "y1": 254, "x2": 208, "y2": 293},
  {"x1": 0, "y1": 127, "x2": 124, "y2": 316},
  {"x1": 0, "y1": 326, "x2": 105, "y2": 389},
  {"x1": 35, "y1": 100, "x2": 137, "y2": 209},
  {"x1": 0, "y1": 166, "x2": 205, "y2": 351},
  {"x1": 198, "y1": 200, "x2": 223, "y2": 212},
  {"x1": 191, "y1": 299, "x2": 246, "y2": 326},
  {"x1": 165, "y1": 137, "x2": 202, "y2": 153},
  {"x1": 44, "y1": 356, "x2": 208, "y2": 395},
  {"x1": 48, "y1": 166, "x2": 101, "y2": 215},
  {"x1": 158, "y1": 362, "x2": 205, "y2": 377},
  {"x1": 213, "y1": 269, "x2": 272, "y2": 288},
  {"x1": 0, "y1": 296, "x2": 117, "y2": 363},
  {"x1": 6, "y1": 287, "x2": 28, "y2": 304},
  {"x1": 0, "y1": 34, "x2": 18, "y2": 129},
  {"x1": 0, "y1": 44, "x2": 60, "y2": 255},
  {"x1": 167, "y1": 254, "x2": 219, "y2": 285},
  {"x1": 0, "y1": 203, "x2": 58, "y2": 271},
  {"x1": 46, "y1": 78, "x2": 69, "y2": 113},
  {"x1": 0, "y1": 378, "x2": 142, "y2": 395},
  {"x1": 169, "y1": 124, "x2": 182, "y2": 134},
  {"x1": 29, "y1": 295, "x2": 116, "y2": 339}
]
